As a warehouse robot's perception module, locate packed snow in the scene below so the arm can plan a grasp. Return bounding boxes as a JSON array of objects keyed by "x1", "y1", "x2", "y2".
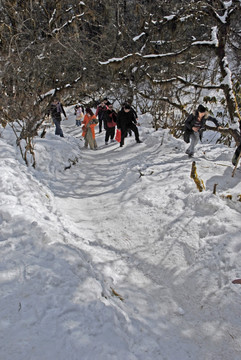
[{"x1": 0, "y1": 106, "x2": 241, "y2": 360}]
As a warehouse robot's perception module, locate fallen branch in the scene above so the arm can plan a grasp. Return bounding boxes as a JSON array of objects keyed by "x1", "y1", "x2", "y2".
[
  {"x1": 232, "y1": 279, "x2": 241, "y2": 284},
  {"x1": 110, "y1": 287, "x2": 124, "y2": 301}
]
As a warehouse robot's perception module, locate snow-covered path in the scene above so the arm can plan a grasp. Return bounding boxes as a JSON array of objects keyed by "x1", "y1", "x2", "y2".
[
  {"x1": 49, "y1": 113, "x2": 241, "y2": 359},
  {"x1": 1, "y1": 109, "x2": 241, "y2": 360}
]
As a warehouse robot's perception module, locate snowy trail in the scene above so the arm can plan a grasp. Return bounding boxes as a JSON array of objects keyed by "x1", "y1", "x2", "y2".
[
  {"x1": 47, "y1": 115, "x2": 241, "y2": 359},
  {"x1": 1, "y1": 111, "x2": 241, "y2": 360}
]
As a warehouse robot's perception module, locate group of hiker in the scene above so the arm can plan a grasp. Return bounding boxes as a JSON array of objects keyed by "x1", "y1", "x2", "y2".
[
  {"x1": 48, "y1": 97, "x2": 142, "y2": 149},
  {"x1": 48, "y1": 98, "x2": 241, "y2": 167}
]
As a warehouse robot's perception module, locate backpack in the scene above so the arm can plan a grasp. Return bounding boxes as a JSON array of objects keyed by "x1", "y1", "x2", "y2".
[{"x1": 107, "y1": 112, "x2": 117, "y2": 128}]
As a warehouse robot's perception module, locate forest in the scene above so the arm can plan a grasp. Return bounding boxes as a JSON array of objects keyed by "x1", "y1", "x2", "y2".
[{"x1": 0, "y1": 0, "x2": 241, "y2": 164}]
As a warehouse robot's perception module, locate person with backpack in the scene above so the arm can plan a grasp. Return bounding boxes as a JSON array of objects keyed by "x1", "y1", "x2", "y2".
[
  {"x1": 95, "y1": 100, "x2": 108, "y2": 133},
  {"x1": 82, "y1": 108, "x2": 98, "y2": 149},
  {"x1": 184, "y1": 104, "x2": 221, "y2": 157},
  {"x1": 49, "y1": 97, "x2": 68, "y2": 137},
  {"x1": 117, "y1": 103, "x2": 142, "y2": 147},
  {"x1": 104, "y1": 104, "x2": 117, "y2": 145}
]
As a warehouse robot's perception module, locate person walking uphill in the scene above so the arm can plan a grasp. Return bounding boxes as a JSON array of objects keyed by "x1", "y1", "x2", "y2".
[
  {"x1": 117, "y1": 104, "x2": 142, "y2": 147},
  {"x1": 82, "y1": 108, "x2": 98, "y2": 149},
  {"x1": 184, "y1": 104, "x2": 221, "y2": 157},
  {"x1": 122, "y1": 102, "x2": 139, "y2": 137},
  {"x1": 49, "y1": 98, "x2": 68, "y2": 137},
  {"x1": 74, "y1": 103, "x2": 84, "y2": 126},
  {"x1": 95, "y1": 100, "x2": 108, "y2": 133},
  {"x1": 104, "y1": 104, "x2": 117, "y2": 145}
]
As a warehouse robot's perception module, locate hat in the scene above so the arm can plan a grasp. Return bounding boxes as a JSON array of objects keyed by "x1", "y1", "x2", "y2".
[{"x1": 197, "y1": 104, "x2": 206, "y2": 113}]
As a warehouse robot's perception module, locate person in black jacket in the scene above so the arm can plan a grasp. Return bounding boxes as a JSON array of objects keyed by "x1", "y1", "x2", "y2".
[
  {"x1": 121, "y1": 103, "x2": 138, "y2": 137},
  {"x1": 95, "y1": 100, "x2": 108, "y2": 133},
  {"x1": 49, "y1": 98, "x2": 68, "y2": 137},
  {"x1": 184, "y1": 104, "x2": 221, "y2": 157},
  {"x1": 117, "y1": 104, "x2": 142, "y2": 147}
]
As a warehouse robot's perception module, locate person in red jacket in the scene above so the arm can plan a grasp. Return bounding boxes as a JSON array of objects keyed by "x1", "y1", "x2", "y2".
[{"x1": 104, "y1": 104, "x2": 117, "y2": 145}]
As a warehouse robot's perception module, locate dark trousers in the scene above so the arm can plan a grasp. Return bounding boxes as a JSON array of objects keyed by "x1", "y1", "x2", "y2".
[
  {"x1": 53, "y1": 118, "x2": 64, "y2": 137},
  {"x1": 105, "y1": 127, "x2": 115, "y2": 142},
  {"x1": 235, "y1": 144, "x2": 241, "y2": 158},
  {"x1": 120, "y1": 123, "x2": 140, "y2": 146},
  {"x1": 99, "y1": 118, "x2": 103, "y2": 133},
  {"x1": 126, "y1": 129, "x2": 132, "y2": 137}
]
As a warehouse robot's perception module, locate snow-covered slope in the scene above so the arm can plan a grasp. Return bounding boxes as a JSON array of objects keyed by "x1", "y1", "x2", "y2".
[{"x1": 0, "y1": 108, "x2": 241, "y2": 360}]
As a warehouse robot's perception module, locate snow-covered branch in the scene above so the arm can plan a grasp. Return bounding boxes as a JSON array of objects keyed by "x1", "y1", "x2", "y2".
[
  {"x1": 191, "y1": 26, "x2": 219, "y2": 47},
  {"x1": 52, "y1": 12, "x2": 85, "y2": 34},
  {"x1": 99, "y1": 53, "x2": 137, "y2": 65},
  {"x1": 145, "y1": 72, "x2": 221, "y2": 90},
  {"x1": 99, "y1": 47, "x2": 189, "y2": 65},
  {"x1": 39, "y1": 76, "x2": 83, "y2": 102},
  {"x1": 176, "y1": 76, "x2": 221, "y2": 90}
]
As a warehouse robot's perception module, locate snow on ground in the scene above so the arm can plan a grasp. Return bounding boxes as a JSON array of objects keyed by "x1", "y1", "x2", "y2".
[{"x1": 0, "y1": 107, "x2": 241, "y2": 360}]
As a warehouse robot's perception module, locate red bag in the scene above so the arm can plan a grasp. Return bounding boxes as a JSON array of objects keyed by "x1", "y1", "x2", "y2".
[{"x1": 115, "y1": 129, "x2": 121, "y2": 142}]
